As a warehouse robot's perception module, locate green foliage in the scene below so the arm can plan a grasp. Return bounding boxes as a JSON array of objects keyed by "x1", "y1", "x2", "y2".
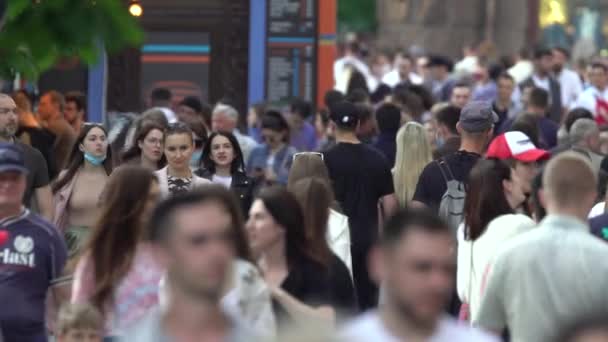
[
  {"x1": 337, "y1": 0, "x2": 376, "y2": 34},
  {"x1": 0, "y1": 0, "x2": 143, "y2": 79}
]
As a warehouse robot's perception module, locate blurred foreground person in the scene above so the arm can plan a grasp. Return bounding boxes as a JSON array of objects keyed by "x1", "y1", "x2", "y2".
[
  {"x1": 71, "y1": 166, "x2": 162, "y2": 338},
  {"x1": 123, "y1": 188, "x2": 254, "y2": 341},
  {"x1": 56, "y1": 303, "x2": 103, "y2": 342},
  {"x1": 247, "y1": 187, "x2": 341, "y2": 330},
  {"x1": 558, "y1": 312, "x2": 608, "y2": 342},
  {"x1": 340, "y1": 208, "x2": 498, "y2": 342},
  {"x1": 475, "y1": 152, "x2": 608, "y2": 341}
]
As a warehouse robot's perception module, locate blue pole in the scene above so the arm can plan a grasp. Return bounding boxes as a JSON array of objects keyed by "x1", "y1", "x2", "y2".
[
  {"x1": 87, "y1": 48, "x2": 107, "y2": 124},
  {"x1": 248, "y1": 0, "x2": 267, "y2": 107}
]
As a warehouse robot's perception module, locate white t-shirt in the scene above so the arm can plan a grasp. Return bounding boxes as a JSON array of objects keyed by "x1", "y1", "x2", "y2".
[
  {"x1": 212, "y1": 174, "x2": 233, "y2": 188},
  {"x1": 556, "y1": 68, "x2": 583, "y2": 108},
  {"x1": 532, "y1": 75, "x2": 550, "y2": 93},
  {"x1": 456, "y1": 214, "x2": 535, "y2": 320},
  {"x1": 589, "y1": 201, "x2": 605, "y2": 218},
  {"x1": 340, "y1": 312, "x2": 499, "y2": 342},
  {"x1": 572, "y1": 86, "x2": 608, "y2": 114}
]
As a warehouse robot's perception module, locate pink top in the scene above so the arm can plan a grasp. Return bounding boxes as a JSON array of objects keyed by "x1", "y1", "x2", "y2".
[{"x1": 71, "y1": 243, "x2": 164, "y2": 335}]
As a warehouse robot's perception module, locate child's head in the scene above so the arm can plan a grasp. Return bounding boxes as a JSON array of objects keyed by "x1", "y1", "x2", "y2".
[{"x1": 56, "y1": 303, "x2": 103, "y2": 342}]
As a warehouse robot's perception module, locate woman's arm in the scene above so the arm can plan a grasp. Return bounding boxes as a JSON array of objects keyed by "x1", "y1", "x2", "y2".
[
  {"x1": 70, "y1": 255, "x2": 95, "y2": 303},
  {"x1": 270, "y1": 286, "x2": 335, "y2": 327}
]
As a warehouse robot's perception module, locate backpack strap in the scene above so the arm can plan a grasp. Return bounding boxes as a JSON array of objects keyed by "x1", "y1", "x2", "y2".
[{"x1": 436, "y1": 159, "x2": 456, "y2": 183}]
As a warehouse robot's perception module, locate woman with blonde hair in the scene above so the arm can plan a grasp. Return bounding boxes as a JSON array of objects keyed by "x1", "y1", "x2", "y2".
[{"x1": 393, "y1": 122, "x2": 433, "y2": 207}]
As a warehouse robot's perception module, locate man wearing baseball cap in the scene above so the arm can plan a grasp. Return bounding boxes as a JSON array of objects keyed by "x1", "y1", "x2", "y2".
[
  {"x1": 487, "y1": 131, "x2": 550, "y2": 197},
  {"x1": 413, "y1": 101, "x2": 497, "y2": 316},
  {"x1": 0, "y1": 143, "x2": 67, "y2": 341},
  {"x1": 413, "y1": 101, "x2": 497, "y2": 211},
  {"x1": 324, "y1": 101, "x2": 398, "y2": 310}
]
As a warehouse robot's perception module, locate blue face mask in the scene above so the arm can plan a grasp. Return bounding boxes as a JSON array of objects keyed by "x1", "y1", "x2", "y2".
[
  {"x1": 84, "y1": 152, "x2": 106, "y2": 166},
  {"x1": 435, "y1": 135, "x2": 445, "y2": 148}
]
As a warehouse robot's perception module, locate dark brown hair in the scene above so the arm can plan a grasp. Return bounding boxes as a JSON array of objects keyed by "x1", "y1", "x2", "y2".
[
  {"x1": 256, "y1": 186, "x2": 326, "y2": 269},
  {"x1": 200, "y1": 132, "x2": 245, "y2": 174},
  {"x1": 121, "y1": 121, "x2": 166, "y2": 168},
  {"x1": 83, "y1": 166, "x2": 158, "y2": 313},
  {"x1": 52, "y1": 123, "x2": 113, "y2": 193},
  {"x1": 463, "y1": 158, "x2": 514, "y2": 241},
  {"x1": 289, "y1": 178, "x2": 333, "y2": 267}
]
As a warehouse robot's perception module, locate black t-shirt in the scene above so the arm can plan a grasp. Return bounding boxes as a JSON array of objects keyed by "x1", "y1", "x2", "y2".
[
  {"x1": 412, "y1": 150, "x2": 480, "y2": 211},
  {"x1": 274, "y1": 254, "x2": 356, "y2": 327},
  {"x1": 17, "y1": 126, "x2": 57, "y2": 180},
  {"x1": 324, "y1": 143, "x2": 394, "y2": 247},
  {"x1": 17, "y1": 143, "x2": 50, "y2": 207}
]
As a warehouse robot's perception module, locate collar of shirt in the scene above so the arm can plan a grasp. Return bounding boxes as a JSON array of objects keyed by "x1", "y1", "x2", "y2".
[{"x1": 540, "y1": 214, "x2": 589, "y2": 233}]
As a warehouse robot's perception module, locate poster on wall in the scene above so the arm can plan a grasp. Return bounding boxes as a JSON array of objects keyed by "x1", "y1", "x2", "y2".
[
  {"x1": 265, "y1": 0, "x2": 318, "y2": 105},
  {"x1": 141, "y1": 31, "x2": 211, "y2": 107}
]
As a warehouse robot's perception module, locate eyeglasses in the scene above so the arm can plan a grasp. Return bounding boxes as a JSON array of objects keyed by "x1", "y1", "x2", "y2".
[{"x1": 293, "y1": 152, "x2": 324, "y2": 161}]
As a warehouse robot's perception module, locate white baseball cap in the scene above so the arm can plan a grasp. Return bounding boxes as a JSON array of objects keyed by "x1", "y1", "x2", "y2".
[{"x1": 486, "y1": 131, "x2": 550, "y2": 162}]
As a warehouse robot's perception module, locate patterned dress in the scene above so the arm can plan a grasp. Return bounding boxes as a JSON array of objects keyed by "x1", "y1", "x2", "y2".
[
  {"x1": 167, "y1": 174, "x2": 192, "y2": 195},
  {"x1": 71, "y1": 243, "x2": 164, "y2": 336}
]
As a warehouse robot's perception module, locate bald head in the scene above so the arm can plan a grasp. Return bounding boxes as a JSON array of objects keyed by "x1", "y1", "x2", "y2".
[{"x1": 543, "y1": 152, "x2": 597, "y2": 212}]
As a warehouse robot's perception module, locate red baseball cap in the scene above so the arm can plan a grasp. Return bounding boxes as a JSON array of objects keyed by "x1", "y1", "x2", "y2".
[{"x1": 486, "y1": 131, "x2": 550, "y2": 162}]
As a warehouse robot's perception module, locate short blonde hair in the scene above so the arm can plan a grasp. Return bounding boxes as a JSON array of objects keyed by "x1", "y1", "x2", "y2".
[
  {"x1": 543, "y1": 152, "x2": 597, "y2": 208},
  {"x1": 57, "y1": 303, "x2": 103, "y2": 336}
]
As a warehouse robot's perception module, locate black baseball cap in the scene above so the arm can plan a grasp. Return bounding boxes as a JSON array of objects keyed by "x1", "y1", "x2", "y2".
[
  {"x1": 330, "y1": 101, "x2": 359, "y2": 128},
  {"x1": 0, "y1": 143, "x2": 28, "y2": 174}
]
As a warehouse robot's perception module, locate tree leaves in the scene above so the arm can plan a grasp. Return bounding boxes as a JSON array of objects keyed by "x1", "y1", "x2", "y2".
[{"x1": 0, "y1": 0, "x2": 143, "y2": 79}]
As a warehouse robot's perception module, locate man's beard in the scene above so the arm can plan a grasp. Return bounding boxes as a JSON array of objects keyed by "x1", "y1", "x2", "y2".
[
  {"x1": 0, "y1": 126, "x2": 16, "y2": 139},
  {"x1": 553, "y1": 64, "x2": 563, "y2": 73}
]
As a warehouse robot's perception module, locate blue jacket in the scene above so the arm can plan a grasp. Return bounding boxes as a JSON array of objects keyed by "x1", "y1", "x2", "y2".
[{"x1": 247, "y1": 144, "x2": 297, "y2": 184}]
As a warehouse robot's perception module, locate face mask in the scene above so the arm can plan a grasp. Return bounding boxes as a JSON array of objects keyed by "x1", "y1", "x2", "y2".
[
  {"x1": 83, "y1": 152, "x2": 106, "y2": 166},
  {"x1": 435, "y1": 135, "x2": 445, "y2": 148},
  {"x1": 190, "y1": 149, "x2": 203, "y2": 168}
]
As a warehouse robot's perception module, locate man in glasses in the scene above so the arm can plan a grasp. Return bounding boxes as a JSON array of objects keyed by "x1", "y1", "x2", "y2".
[
  {"x1": 123, "y1": 186, "x2": 252, "y2": 341},
  {"x1": 324, "y1": 100, "x2": 398, "y2": 311}
]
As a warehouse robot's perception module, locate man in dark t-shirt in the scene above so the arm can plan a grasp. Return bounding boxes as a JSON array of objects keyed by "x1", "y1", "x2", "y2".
[
  {"x1": 0, "y1": 143, "x2": 67, "y2": 341},
  {"x1": 412, "y1": 101, "x2": 496, "y2": 318},
  {"x1": 324, "y1": 101, "x2": 398, "y2": 310},
  {"x1": 413, "y1": 101, "x2": 496, "y2": 212},
  {"x1": 0, "y1": 94, "x2": 53, "y2": 220}
]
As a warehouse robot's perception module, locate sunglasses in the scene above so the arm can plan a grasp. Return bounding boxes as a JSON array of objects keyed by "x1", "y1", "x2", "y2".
[{"x1": 293, "y1": 152, "x2": 324, "y2": 162}]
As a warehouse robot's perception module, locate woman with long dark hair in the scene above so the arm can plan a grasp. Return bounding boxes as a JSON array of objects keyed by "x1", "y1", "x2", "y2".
[
  {"x1": 121, "y1": 121, "x2": 166, "y2": 170},
  {"x1": 289, "y1": 177, "x2": 357, "y2": 318},
  {"x1": 287, "y1": 153, "x2": 351, "y2": 273},
  {"x1": 247, "y1": 111, "x2": 297, "y2": 185},
  {"x1": 155, "y1": 123, "x2": 210, "y2": 197},
  {"x1": 457, "y1": 158, "x2": 534, "y2": 321},
  {"x1": 52, "y1": 123, "x2": 113, "y2": 259},
  {"x1": 246, "y1": 186, "x2": 337, "y2": 329},
  {"x1": 71, "y1": 166, "x2": 162, "y2": 337},
  {"x1": 195, "y1": 132, "x2": 255, "y2": 215}
]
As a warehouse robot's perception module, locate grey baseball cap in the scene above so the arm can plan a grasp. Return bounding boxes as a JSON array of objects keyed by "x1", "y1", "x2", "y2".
[{"x1": 459, "y1": 101, "x2": 499, "y2": 133}]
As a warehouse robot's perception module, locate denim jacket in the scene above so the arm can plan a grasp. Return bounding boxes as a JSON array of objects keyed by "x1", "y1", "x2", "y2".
[{"x1": 246, "y1": 144, "x2": 297, "y2": 184}]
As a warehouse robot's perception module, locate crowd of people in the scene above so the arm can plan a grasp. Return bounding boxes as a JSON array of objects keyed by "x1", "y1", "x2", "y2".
[{"x1": 1, "y1": 39, "x2": 608, "y2": 342}]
